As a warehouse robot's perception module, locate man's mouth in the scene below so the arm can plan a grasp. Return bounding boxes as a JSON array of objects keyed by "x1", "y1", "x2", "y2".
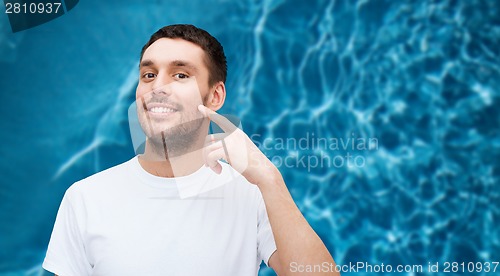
[
  {"x1": 150, "y1": 106, "x2": 176, "y2": 113},
  {"x1": 146, "y1": 103, "x2": 179, "y2": 116}
]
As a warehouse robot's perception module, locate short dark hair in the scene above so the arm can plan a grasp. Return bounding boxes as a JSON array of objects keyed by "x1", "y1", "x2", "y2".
[{"x1": 140, "y1": 24, "x2": 227, "y2": 86}]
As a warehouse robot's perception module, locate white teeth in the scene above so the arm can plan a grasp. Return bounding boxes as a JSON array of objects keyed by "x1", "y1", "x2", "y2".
[{"x1": 150, "y1": 107, "x2": 175, "y2": 113}]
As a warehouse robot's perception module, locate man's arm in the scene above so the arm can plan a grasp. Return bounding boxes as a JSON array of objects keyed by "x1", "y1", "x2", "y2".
[{"x1": 256, "y1": 168, "x2": 338, "y2": 276}]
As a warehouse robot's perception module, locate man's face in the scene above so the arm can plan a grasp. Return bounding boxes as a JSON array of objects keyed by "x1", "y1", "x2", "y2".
[{"x1": 136, "y1": 38, "x2": 211, "y2": 155}]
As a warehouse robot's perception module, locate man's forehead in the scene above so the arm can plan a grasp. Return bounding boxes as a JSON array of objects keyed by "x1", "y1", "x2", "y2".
[{"x1": 141, "y1": 38, "x2": 205, "y2": 67}]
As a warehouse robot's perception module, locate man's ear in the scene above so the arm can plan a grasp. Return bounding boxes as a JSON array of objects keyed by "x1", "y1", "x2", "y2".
[{"x1": 206, "y1": 81, "x2": 226, "y2": 112}]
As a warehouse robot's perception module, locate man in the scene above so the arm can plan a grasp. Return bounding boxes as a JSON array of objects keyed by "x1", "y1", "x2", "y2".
[{"x1": 43, "y1": 24, "x2": 339, "y2": 276}]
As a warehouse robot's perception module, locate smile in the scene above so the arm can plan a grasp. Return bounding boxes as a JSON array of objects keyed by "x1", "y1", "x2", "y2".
[
  {"x1": 145, "y1": 103, "x2": 179, "y2": 115},
  {"x1": 149, "y1": 106, "x2": 176, "y2": 113}
]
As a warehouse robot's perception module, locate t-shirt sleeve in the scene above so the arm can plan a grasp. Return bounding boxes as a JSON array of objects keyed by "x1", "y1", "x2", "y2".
[
  {"x1": 256, "y1": 192, "x2": 277, "y2": 266},
  {"x1": 42, "y1": 188, "x2": 92, "y2": 275}
]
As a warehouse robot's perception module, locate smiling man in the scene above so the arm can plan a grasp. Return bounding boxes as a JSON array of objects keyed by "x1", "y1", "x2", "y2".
[{"x1": 42, "y1": 24, "x2": 339, "y2": 276}]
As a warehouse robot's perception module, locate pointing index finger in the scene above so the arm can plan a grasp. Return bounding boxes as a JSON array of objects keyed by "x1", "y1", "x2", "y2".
[{"x1": 198, "y1": 105, "x2": 237, "y2": 133}]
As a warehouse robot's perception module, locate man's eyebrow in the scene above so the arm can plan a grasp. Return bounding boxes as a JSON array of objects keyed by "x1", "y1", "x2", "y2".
[
  {"x1": 169, "y1": 60, "x2": 198, "y2": 72},
  {"x1": 139, "y1": 59, "x2": 198, "y2": 72},
  {"x1": 139, "y1": 59, "x2": 154, "y2": 68}
]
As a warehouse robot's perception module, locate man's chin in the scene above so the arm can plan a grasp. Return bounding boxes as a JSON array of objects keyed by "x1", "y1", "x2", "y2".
[
  {"x1": 142, "y1": 117, "x2": 206, "y2": 155},
  {"x1": 149, "y1": 123, "x2": 180, "y2": 136},
  {"x1": 149, "y1": 117, "x2": 204, "y2": 136}
]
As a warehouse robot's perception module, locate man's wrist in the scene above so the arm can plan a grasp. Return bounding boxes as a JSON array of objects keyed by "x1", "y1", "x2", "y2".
[{"x1": 253, "y1": 164, "x2": 283, "y2": 188}]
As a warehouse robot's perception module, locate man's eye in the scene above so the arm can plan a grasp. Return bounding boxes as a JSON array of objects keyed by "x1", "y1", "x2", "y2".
[
  {"x1": 143, "y1": 73, "x2": 156, "y2": 79},
  {"x1": 174, "y1": 73, "x2": 189, "y2": 79}
]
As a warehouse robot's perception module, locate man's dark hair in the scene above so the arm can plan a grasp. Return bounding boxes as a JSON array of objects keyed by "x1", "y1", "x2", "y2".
[{"x1": 140, "y1": 24, "x2": 227, "y2": 86}]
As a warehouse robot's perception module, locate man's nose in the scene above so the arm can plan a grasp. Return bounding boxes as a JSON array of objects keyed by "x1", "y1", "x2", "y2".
[{"x1": 152, "y1": 73, "x2": 173, "y2": 95}]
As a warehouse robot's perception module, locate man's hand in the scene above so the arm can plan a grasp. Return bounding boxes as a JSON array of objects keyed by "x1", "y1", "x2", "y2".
[{"x1": 198, "y1": 104, "x2": 277, "y2": 185}]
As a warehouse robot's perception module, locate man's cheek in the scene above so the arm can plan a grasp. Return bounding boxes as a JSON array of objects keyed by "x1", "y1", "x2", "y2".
[
  {"x1": 171, "y1": 79, "x2": 203, "y2": 100},
  {"x1": 136, "y1": 90, "x2": 148, "y2": 99}
]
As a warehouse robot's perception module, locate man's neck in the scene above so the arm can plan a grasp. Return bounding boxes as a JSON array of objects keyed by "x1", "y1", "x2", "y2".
[{"x1": 138, "y1": 140, "x2": 205, "y2": 178}]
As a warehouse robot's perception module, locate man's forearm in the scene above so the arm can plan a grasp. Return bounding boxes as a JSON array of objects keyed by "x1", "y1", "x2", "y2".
[{"x1": 257, "y1": 168, "x2": 339, "y2": 275}]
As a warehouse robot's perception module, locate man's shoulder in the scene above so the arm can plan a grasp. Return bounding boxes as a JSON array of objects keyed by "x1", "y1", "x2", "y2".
[
  {"x1": 79, "y1": 157, "x2": 134, "y2": 183},
  {"x1": 67, "y1": 157, "x2": 135, "y2": 195}
]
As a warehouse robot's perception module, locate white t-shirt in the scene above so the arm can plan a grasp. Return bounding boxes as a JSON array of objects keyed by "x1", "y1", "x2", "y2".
[{"x1": 42, "y1": 156, "x2": 277, "y2": 276}]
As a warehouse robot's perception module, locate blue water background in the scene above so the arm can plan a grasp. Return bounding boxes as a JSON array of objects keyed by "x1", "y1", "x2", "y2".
[{"x1": 0, "y1": 0, "x2": 499, "y2": 275}]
